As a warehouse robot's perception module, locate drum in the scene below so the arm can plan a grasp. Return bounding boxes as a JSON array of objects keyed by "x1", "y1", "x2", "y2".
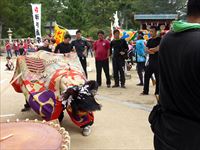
[{"x1": 0, "y1": 119, "x2": 70, "y2": 150}]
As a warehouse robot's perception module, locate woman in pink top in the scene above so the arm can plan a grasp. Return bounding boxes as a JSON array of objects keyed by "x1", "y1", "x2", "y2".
[
  {"x1": 23, "y1": 40, "x2": 28, "y2": 55},
  {"x1": 5, "y1": 40, "x2": 12, "y2": 58},
  {"x1": 13, "y1": 40, "x2": 19, "y2": 57}
]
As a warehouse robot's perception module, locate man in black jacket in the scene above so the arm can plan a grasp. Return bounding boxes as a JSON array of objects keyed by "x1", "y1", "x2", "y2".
[
  {"x1": 71, "y1": 30, "x2": 89, "y2": 78},
  {"x1": 55, "y1": 34, "x2": 72, "y2": 54},
  {"x1": 110, "y1": 29, "x2": 128, "y2": 88},
  {"x1": 149, "y1": 0, "x2": 200, "y2": 149}
]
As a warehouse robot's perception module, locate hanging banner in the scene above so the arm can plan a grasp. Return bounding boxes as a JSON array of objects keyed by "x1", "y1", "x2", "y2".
[{"x1": 31, "y1": 4, "x2": 42, "y2": 43}]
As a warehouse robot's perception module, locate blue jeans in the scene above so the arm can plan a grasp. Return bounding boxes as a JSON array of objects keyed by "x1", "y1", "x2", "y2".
[
  {"x1": 14, "y1": 50, "x2": 19, "y2": 57},
  {"x1": 7, "y1": 49, "x2": 12, "y2": 57}
]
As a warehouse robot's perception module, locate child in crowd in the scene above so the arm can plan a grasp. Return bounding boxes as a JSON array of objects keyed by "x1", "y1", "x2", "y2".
[{"x1": 5, "y1": 56, "x2": 14, "y2": 71}]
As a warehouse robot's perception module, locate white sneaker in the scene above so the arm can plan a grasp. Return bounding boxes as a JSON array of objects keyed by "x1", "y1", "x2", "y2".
[{"x1": 82, "y1": 125, "x2": 92, "y2": 136}]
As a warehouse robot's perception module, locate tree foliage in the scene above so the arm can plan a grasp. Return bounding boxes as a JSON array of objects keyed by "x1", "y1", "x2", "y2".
[{"x1": 0, "y1": 0, "x2": 187, "y2": 39}]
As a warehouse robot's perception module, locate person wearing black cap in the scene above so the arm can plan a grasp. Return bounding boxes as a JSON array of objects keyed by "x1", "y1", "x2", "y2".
[
  {"x1": 149, "y1": 0, "x2": 200, "y2": 149},
  {"x1": 71, "y1": 30, "x2": 90, "y2": 78},
  {"x1": 54, "y1": 34, "x2": 72, "y2": 54},
  {"x1": 141, "y1": 26, "x2": 161, "y2": 95}
]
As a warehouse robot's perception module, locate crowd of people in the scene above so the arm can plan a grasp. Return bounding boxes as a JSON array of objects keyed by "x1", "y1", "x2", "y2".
[
  {"x1": 4, "y1": 27, "x2": 166, "y2": 96},
  {"x1": 2, "y1": 0, "x2": 200, "y2": 147},
  {"x1": 5, "y1": 37, "x2": 37, "y2": 57}
]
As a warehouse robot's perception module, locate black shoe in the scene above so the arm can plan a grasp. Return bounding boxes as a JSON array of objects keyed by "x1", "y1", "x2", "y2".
[
  {"x1": 137, "y1": 83, "x2": 143, "y2": 86},
  {"x1": 112, "y1": 85, "x2": 119, "y2": 88},
  {"x1": 140, "y1": 92, "x2": 149, "y2": 95},
  {"x1": 21, "y1": 103, "x2": 31, "y2": 112},
  {"x1": 107, "y1": 85, "x2": 111, "y2": 88},
  {"x1": 121, "y1": 85, "x2": 126, "y2": 88},
  {"x1": 21, "y1": 107, "x2": 30, "y2": 112}
]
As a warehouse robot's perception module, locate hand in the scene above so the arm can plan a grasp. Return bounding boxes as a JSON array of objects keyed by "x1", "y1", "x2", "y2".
[
  {"x1": 120, "y1": 51, "x2": 125, "y2": 55},
  {"x1": 149, "y1": 48, "x2": 156, "y2": 52},
  {"x1": 147, "y1": 50, "x2": 155, "y2": 54},
  {"x1": 64, "y1": 53, "x2": 70, "y2": 57},
  {"x1": 83, "y1": 50, "x2": 87, "y2": 57},
  {"x1": 72, "y1": 46, "x2": 76, "y2": 52}
]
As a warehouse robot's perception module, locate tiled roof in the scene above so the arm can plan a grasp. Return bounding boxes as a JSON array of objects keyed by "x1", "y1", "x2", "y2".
[{"x1": 134, "y1": 14, "x2": 178, "y2": 20}]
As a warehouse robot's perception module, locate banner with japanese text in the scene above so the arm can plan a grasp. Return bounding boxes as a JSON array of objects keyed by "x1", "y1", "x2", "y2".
[{"x1": 31, "y1": 4, "x2": 42, "y2": 43}]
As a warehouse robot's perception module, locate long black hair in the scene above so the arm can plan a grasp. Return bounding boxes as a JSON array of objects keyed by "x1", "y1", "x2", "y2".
[{"x1": 62, "y1": 81, "x2": 101, "y2": 117}]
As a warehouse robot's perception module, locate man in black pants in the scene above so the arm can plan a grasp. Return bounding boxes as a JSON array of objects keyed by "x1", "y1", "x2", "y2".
[
  {"x1": 110, "y1": 29, "x2": 128, "y2": 88},
  {"x1": 93, "y1": 30, "x2": 111, "y2": 87},
  {"x1": 71, "y1": 30, "x2": 90, "y2": 78},
  {"x1": 141, "y1": 26, "x2": 161, "y2": 95},
  {"x1": 149, "y1": 0, "x2": 200, "y2": 149}
]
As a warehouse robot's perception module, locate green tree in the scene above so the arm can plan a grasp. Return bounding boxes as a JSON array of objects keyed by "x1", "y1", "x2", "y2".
[{"x1": 0, "y1": 0, "x2": 188, "y2": 39}]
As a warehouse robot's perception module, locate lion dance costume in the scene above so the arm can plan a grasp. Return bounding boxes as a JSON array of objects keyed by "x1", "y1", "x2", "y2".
[{"x1": 11, "y1": 51, "x2": 101, "y2": 128}]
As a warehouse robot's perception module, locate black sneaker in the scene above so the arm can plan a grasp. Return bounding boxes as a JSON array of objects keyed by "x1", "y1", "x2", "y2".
[
  {"x1": 107, "y1": 85, "x2": 111, "y2": 88},
  {"x1": 21, "y1": 104, "x2": 31, "y2": 112},
  {"x1": 140, "y1": 92, "x2": 149, "y2": 95},
  {"x1": 137, "y1": 83, "x2": 143, "y2": 86},
  {"x1": 112, "y1": 85, "x2": 119, "y2": 88},
  {"x1": 121, "y1": 85, "x2": 126, "y2": 88},
  {"x1": 21, "y1": 107, "x2": 30, "y2": 112}
]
